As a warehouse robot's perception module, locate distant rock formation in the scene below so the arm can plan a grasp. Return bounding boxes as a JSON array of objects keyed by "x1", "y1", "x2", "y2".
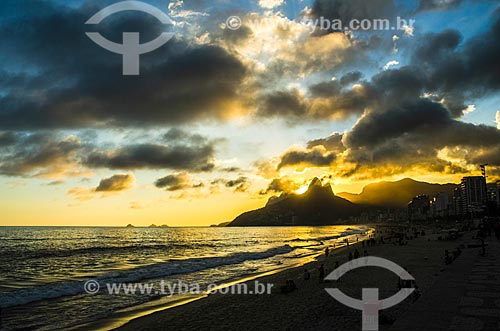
[
  {"x1": 210, "y1": 221, "x2": 231, "y2": 227},
  {"x1": 228, "y1": 177, "x2": 362, "y2": 226}
]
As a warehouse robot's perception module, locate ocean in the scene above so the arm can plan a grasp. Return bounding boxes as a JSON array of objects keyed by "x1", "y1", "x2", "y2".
[{"x1": 0, "y1": 225, "x2": 372, "y2": 330}]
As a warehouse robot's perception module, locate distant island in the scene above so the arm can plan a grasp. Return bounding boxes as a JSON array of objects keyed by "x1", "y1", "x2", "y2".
[{"x1": 125, "y1": 224, "x2": 169, "y2": 228}]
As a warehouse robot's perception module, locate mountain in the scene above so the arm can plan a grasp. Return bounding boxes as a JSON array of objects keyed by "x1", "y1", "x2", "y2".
[
  {"x1": 228, "y1": 178, "x2": 363, "y2": 226},
  {"x1": 337, "y1": 178, "x2": 458, "y2": 208}
]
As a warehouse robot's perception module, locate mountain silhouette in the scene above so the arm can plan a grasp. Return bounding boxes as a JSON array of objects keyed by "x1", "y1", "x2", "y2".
[
  {"x1": 337, "y1": 178, "x2": 458, "y2": 208},
  {"x1": 229, "y1": 177, "x2": 362, "y2": 226}
]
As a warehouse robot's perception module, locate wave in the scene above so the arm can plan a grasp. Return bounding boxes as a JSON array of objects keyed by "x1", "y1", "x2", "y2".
[
  {"x1": 0, "y1": 245, "x2": 294, "y2": 308},
  {"x1": 1, "y1": 242, "x2": 237, "y2": 260}
]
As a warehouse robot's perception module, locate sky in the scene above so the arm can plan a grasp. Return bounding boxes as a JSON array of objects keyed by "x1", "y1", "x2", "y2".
[{"x1": 0, "y1": 0, "x2": 499, "y2": 226}]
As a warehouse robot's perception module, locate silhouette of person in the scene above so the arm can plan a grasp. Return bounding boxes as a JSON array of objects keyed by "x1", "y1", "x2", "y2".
[{"x1": 319, "y1": 264, "x2": 325, "y2": 283}]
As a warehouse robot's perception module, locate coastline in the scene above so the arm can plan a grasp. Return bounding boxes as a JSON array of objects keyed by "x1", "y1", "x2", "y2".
[
  {"x1": 70, "y1": 226, "x2": 375, "y2": 331},
  {"x1": 111, "y1": 225, "x2": 470, "y2": 331}
]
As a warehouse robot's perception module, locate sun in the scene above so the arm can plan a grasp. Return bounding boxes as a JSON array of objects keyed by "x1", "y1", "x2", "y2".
[{"x1": 296, "y1": 185, "x2": 308, "y2": 195}]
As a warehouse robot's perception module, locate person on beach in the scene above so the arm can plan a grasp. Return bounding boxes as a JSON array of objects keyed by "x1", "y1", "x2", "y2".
[
  {"x1": 318, "y1": 264, "x2": 325, "y2": 283},
  {"x1": 303, "y1": 269, "x2": 310, "y2": 280},
  {"x1": 325, "y1": 246, "x2": 329, "y2": 257},
  {"x1": 348, "y1": 252, "x2": 353, "y2": 261}
]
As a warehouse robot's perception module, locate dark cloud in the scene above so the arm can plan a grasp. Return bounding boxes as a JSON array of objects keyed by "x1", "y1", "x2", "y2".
[
  {"x1": 0, "y1": 131, "x2": 17, "y2": 146},
  {"x1": 345, "y1": 99, "x2": 451, "y2": 148},
  {"x1": 416, "y1": 0, "x2": 463, "y2": 12},
  {"x1": 256, "y1": 90, "x2": 307, "y2": 118},
  {"x1": 412, "y1": 29, "x2": 462, "y2": 64},
  {"x1": 210, "y1": 176, "x2": 249, "y2": 192},
  {"x1": 259, "y1": 177, "x2": 301, "y2": 195},
  {"x1": 84, "y1": 129, "x2": 216, "y2": 172},
  {"x1": 266, "y1": 9, "x2": 500, "y2": 176},
  {"x1": 307, "y1": 133, "x2": 346, "y2": 152},
  {"x1": 339, "y1": 71, "x2": 363, "y2": 86},
  {"x1": 0, "y1": 2, "x2": 248, "y2": 130},
  {"x1": 0, "y1": 129, "x2": 218, "y2": 177},
  {"x1": 224, "y1": 176, "x2": 248, "y2": 192},
  {"x1": 257, "y1": 81, "x2": 371, "y2": 121},
  {"x1": 155, "y1": 173, "x2": 190, "y2": 191},
  {"x1": 310, "y1": 0, "x2": 396, "y2": 25},
  {"x1": 278, "y1": 148, "x2": 336, "y2": 169},
  {"x1": 95, "y1": 174, "x2": 134, "y2": 192},
  {"x1": 308, "y1": 80, "x2": 342, "y2": 98},
  {"x1": 410, "y1": 13, "x2": 500, "y2": 116},
  {"x1": 0, "y1": 132, "x2": 85, "y2": 177},
  {"x1": 84, "y1": 143, "x2": 214, "y2": 172},
  {"x1": 221, "y1": 25, "x2": 253, "y2": 45}
]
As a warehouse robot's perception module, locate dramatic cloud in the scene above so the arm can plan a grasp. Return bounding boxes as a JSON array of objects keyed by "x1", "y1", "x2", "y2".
[
  {"x1": 0, "y1": 132, "x2": 88, "y2": 178},
  {"x1": 84, "y1": 129, "x2": 216, "y2": 172},
  {"x1": 0, "y1": 129, "x2": 218, "y2": 178},
  {"x1": 95, "y1": 174, "x2": 134, "y2": 192},
  {"x1": 257, "y1": 79, "x2": 371, "y2": 121},
  {"x1": 278, "y1": 148, "x2": 336, "y2": 169},
  {"x1": 259, "y1": 177, "x2": 301, "y2": 195},
  {"x1": 85, "y1": 143, "x2": 215, "y2": 172},
  {"x1": 307, "y1": 133, "x2": 346, "y2": 153},
  {"x1": 0, "y1": 2, "x2": 249, "y2": 130},
  {"x1": 344, "y1": 99, "x2": 452, "y2": 148}
]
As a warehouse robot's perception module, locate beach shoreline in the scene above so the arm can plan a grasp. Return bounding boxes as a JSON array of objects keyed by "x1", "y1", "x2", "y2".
[
  {"x1": 109, "y1": 224, "x2": 471, "y2": 331},
  {"x1": 70, "y1": 226, "x2": 375, "y2": 331}
]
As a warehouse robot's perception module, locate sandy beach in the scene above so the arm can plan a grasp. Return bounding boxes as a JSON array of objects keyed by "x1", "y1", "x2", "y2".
[{"x1": 116, "y1": 226, "x2": 472, "y2": 331}]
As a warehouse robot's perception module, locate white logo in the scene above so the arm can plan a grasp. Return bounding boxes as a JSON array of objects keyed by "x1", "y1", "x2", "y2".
[
  {"x1": 226, "y1": 16, "x2": 242, "y2": 30},
  {"x1": 325, "y1": 257, "x2": 415, "y2": 331},
  {"x1": 85, "y1": 1, "x2": 174, "y2": 75}
]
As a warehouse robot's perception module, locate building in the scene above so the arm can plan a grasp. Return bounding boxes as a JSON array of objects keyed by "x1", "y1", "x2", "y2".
[
  {"x1": 431, "y1": 192, "x2": 449, "y2": 217},
  {"x1": 487, "y1": 182, "x2": 500, "y2": 204},
  {"x1": 408, "y1": 195, "x2": 430, "y2": 221},
  {"x1": 461, "y1": 176, "x2": 487, "y2": 213},
  {"x1": 451, "y1": 187, "x2": 465, "y2": 216}
]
